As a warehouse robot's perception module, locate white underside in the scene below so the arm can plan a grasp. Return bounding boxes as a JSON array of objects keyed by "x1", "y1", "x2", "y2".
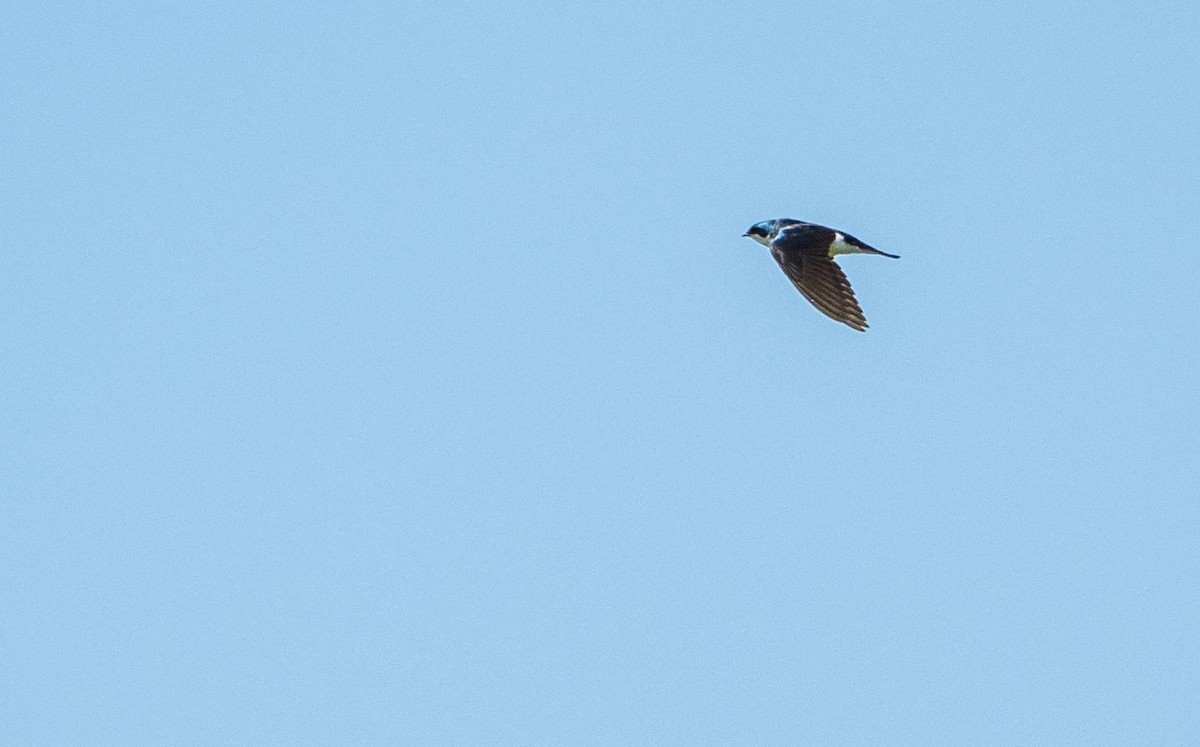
[{"x1": 829, "y1": 232, "x2": 870, "y2": 256}]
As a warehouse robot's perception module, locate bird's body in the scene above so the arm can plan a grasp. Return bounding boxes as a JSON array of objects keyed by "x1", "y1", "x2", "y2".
[{"x1": 744, "y1": 218, "x2": 899, "y2": 331}]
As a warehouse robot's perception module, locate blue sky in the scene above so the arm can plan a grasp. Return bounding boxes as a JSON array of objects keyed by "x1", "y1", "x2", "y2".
[{"x1": 3, "y1": 1, "x2": 1198, "y2": 743}]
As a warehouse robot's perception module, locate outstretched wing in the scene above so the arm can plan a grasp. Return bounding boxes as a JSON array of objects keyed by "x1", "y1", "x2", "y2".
[{"x1": 772, "y1": 249, "x2": 869, "y2": 331}]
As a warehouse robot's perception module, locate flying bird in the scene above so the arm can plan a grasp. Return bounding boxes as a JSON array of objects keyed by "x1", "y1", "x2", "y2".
[{"x1": 744, "y1": 218, "x2": 899, "y2": 331}]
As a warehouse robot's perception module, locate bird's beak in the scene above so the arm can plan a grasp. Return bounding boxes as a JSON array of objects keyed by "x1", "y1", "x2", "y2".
[{"x1": 742, "y1": 232, "x2": 750, "y2": 237}]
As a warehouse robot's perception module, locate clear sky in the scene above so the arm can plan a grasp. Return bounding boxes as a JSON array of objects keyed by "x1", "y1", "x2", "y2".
[{"x1": 3, "y1": 1, "x2": 1198, "y2": 743}]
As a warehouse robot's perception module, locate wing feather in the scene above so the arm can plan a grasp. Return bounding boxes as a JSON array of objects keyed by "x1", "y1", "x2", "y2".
[{"x1": 774, "y1": 252, "x2": 869, "y2": 331}]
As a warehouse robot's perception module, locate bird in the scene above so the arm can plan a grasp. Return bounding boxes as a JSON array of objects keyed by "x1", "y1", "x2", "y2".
[{"x1": 744, "y1": 218, "x2": 899, "y2": 331}]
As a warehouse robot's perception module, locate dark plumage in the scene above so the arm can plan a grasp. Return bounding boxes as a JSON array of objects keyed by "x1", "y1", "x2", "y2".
[{"x1": 744, "y1": 218, "x2": 899, "y2": 331}]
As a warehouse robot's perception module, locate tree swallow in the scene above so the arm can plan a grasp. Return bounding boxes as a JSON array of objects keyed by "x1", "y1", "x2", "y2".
[{"x1": 744, "y1": 218, "x2": 899, "y2": 331}]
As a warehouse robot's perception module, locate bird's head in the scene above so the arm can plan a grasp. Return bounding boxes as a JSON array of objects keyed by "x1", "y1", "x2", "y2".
[{"x1": 743, "y1": 219, "x2": 778, "y2": 247}]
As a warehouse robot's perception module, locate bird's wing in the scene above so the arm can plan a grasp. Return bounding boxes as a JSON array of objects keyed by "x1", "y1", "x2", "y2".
[
  {"x1": 772, "y1": 249, "x2": 869, "y2": 331},
  {"x1": 772, "y1": 222, "x2": 835, "y2": 255}
]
